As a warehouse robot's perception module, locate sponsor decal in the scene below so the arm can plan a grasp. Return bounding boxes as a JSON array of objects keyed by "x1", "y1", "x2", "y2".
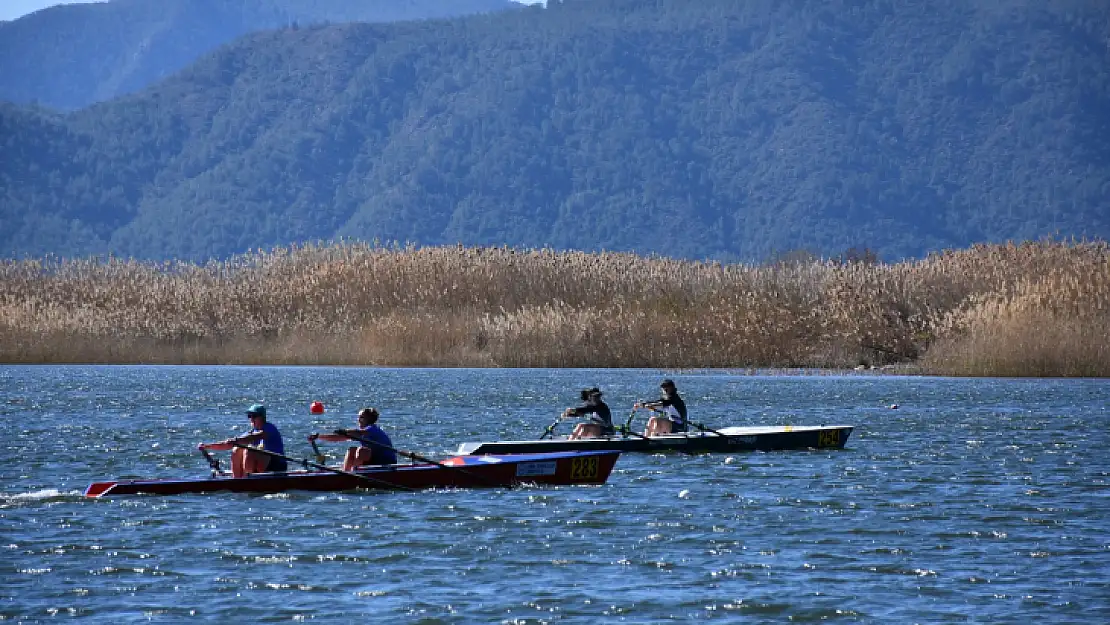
[{"x1": 516, "y1": 461, "x2": 557, "y2": 477}]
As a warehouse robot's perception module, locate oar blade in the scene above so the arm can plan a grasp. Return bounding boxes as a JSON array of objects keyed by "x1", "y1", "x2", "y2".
[{"x1": 538, "y1": 416, "x2": 562, "y2": 440}]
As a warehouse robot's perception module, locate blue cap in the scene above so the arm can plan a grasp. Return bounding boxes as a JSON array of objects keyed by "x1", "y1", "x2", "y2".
[{"x1": 247, "y1": 404, "x2": 266, "y2": 418}]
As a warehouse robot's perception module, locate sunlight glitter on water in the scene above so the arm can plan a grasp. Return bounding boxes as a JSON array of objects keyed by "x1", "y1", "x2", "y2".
[{"x1": 1, "y1": 366, "x2": 1108, "y2": 622}]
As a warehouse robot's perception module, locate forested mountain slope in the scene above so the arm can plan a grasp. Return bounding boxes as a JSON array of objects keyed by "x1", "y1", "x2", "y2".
[
  {"x1": 0, "y1": 0, "x2": 519, "y2": 110},
  {"x1": 2, "y1": 0, "x2": 1107, "y2": 262}
]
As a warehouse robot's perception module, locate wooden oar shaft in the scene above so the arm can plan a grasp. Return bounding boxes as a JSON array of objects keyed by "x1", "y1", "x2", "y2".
[{"x1": 230, "y1": 442, "x2": 414, "y2": 491}]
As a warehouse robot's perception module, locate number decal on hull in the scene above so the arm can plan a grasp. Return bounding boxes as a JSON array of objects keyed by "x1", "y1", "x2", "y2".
[
  {"x1": 817, "y1": 430, "x2": 840, "y2": 448},
  {"x1": 569, "y1": 456, "x2": 600, "y2": 480}
]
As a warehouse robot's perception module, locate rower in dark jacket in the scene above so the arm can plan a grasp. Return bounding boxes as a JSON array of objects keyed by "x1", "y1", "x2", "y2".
[
  {"x1": 564, "y1": 387, "x2": 614, "y2": 440},
  {"x1": 638, "y1": 379, "x2": 688, "y2": 436}
]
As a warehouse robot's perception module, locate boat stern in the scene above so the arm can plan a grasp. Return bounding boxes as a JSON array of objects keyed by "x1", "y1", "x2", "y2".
[
  {"x1": 455, "y1": 441, "x2": 483, "y2": 455},
  {"x1": 84, "y1": 482, "x2": 116, "y2": 498}
]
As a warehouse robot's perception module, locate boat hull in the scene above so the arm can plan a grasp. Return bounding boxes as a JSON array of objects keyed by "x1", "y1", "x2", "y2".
[
  {"x1": 457, "y1": 425, "x2": 853, "y2": 455},
  {"x1": 85, "y1": 450, "x2": 619, "y2": 497}
]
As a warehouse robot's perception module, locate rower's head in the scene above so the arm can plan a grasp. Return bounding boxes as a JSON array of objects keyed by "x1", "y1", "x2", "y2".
[
  {"x1": 358, "y1": 407, "x2": 380, "y2": 425},
  {"x1": 587, "y1": 387, "x2": 602, "y2": 402},
  {"x1": 660, "y1": 379, "x2": 676, "y2": 396},
  {"x1": 247, "y1": 404, "x2": 267, "y2": 423}
]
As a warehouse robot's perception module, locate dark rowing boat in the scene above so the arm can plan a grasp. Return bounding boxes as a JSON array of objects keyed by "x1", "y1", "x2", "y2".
[
  {"x1": 456, "y1": 425, "x2": 853, "y2": 455},
  {"x1": 85, "y1": 449, "x2": 620, "y2": 497}
]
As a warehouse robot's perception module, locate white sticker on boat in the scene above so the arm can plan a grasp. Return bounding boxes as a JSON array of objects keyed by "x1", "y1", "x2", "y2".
[
  {"x1": 516, "y1": 461, "x2": 557, "y2": 477},
  {"x1": 476, "y1": 457, "x2": 503, "y2": 463}
]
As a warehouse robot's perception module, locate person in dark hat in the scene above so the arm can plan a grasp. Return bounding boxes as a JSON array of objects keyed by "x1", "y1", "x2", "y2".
[
  {"x1": 198, "y1": 403, "x2": 286, "y2": 477},
  {"x1": 563, "y1": 387, "x2": 614, "y2": 440},
  {"x1": 637, "y1": 379, "x2": 688, "y2": 436},
  {"x1": 310, "y1": 407, "x2": 397, "y2": 469}
]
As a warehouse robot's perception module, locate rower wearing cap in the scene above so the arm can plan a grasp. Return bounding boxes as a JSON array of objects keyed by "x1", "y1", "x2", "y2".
[
  {"x1": 310, "y1": 407, "x2": 398, "y2": 470},
  {"x1": 564, "y1": 387, "x2": 614, "y2": 440},
  {"x1": 198, "y1": 404, "x2": 286, "y2": 477},
  {"x1": 638, "y1": 379, "x2": 688, "y2": 436}
]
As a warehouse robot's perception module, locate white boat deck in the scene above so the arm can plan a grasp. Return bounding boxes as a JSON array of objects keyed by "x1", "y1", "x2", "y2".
[{"x1": 456, "y1": 424, "x2": 853, "y2": 454}]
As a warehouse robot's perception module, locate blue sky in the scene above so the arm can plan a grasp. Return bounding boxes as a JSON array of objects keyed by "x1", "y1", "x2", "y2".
[
  {"x1": 2, "y1": 1, "x2": 98, "y2": 21},
  {"x1": 1, "y1": 0, "x2": 544, "y2": 22}
]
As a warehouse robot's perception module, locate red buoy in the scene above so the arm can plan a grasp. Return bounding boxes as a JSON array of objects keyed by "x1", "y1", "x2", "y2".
[{"x1": 310, "y1": 401, "x2": 325, "y2": 414}]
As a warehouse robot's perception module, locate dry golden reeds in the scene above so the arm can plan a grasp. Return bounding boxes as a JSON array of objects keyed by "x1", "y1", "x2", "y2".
[
  {"x1": 1, "y1": 240, "x2": 1106, "y2": 375},
  {"x1": 919, "y1": 243, "x2": 1110, "y2": 376}
]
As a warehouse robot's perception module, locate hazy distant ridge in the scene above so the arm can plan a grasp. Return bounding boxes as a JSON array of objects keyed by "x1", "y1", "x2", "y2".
[{"x1": 0, "y1": 0, "x2": 519, "y2": 110}]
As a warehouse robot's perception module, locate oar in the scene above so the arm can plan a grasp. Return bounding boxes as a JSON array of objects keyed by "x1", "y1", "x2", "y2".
[
  {"x1": 685, "y1": 418, "x2": 728, "y2": 438},
  {"x1": 619, "y1": 408, "x2": 638, "y2": 436},
  {"x1": 199, "y1": 447, "x2": 226, "y2": 476},
  {"x1": 642, "y1": 403, "x2": 727, "y2": 438},
  {"x1": 538, "y1": 415, "x2": 563, "y2": 440},
  {"x1": 335, "y1": 430, "x2": 509, "y2": 489},
  {"x1": 229, "y1": 442, "x2": 415, "y2": 491},
  {"x1": 309, "y1": 437, "x2": 327, "y2": 464},
  {"x1": 620, "y1": 408, "x2": 698, "y2": 456}
]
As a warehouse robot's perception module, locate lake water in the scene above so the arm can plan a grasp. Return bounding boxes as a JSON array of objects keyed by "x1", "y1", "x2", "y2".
[{"x1": 2, "y1": 366, "x2": 1108, "y2": 623}]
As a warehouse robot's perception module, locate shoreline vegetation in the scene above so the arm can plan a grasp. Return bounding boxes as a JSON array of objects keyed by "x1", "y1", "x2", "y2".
[{"x1": 1, "y1": 240, "x2": 1107, "y2": 376}]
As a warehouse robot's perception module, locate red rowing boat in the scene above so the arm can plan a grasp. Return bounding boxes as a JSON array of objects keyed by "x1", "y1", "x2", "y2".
[{"x1": 85, "y1": 449, "x2": 620, "y2": 497}]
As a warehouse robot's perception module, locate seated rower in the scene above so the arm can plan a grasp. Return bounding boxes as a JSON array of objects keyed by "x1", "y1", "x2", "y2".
[
  {"x1": 638, "y1": 379, "x2": 688, "y2": 436},
  {"x1": 198, "y1": 404, "x2": 286, "y2": 477},
  {"x1": 309, "y1": 407, "x2": 397, "y2": 470},
  {"x1": 564, "y1": 387, "x2": 614, "y2": 440}
]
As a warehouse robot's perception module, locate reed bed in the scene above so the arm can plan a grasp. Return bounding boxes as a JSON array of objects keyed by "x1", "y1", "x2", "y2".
[{"x1": 1, "y1": 240, "x2": 1106, "y2": 375}]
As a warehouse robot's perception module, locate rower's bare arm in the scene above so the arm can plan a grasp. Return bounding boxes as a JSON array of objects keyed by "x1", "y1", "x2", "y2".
[
  {"x1": 199, "y1": 439, "x2": 235, "y2": 451},
  {"x1": 309, "y1": 431, "x2": 349, "y2": 443},
  {"x1": 201, "y1": 431, "x2": 264, "y2": 450}
]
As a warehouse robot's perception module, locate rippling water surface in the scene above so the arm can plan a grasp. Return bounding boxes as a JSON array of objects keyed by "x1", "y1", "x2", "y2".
[{"x1": 2, "y1": 366, "x2": 1108, "y2": 623}]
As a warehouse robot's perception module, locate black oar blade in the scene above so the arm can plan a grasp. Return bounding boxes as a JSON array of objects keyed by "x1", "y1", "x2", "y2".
[{"x1": 539, "y1": 416, "x2": 562, "y2": 440}]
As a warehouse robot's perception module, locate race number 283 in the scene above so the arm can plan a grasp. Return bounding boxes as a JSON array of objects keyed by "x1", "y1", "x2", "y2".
[{"x1": 570, "y1": 456, "x2": 600, "y2": 480}]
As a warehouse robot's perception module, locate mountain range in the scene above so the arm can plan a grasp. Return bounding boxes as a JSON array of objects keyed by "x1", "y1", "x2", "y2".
[
  {"x1": 2, "y1": 0, "x2": 1107, "y2": 262},
  {"x1": 0, "y1": 0, "x2": 521, "y2": 110}
]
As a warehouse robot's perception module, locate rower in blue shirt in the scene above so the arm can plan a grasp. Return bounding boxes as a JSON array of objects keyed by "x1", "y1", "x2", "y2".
[
  {"x1": 311, "y1": 407, "x2": 398, "y2": 469},
  {"x1": 198, "y1": 404, "x2": 286, "y2": 477}
]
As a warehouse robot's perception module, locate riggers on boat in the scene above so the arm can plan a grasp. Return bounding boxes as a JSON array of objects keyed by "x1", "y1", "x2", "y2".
[
  {"x1": 456, "y1": 424, "x2": 853, "y2": 456},
  {"x1": 85, "y1": 449, "x2": 620, "y2": 497}
]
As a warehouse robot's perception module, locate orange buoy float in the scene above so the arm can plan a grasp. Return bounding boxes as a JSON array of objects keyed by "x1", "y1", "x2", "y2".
[{"x1": 310, "y1": 401, "x2": 325, "y2": 414}]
